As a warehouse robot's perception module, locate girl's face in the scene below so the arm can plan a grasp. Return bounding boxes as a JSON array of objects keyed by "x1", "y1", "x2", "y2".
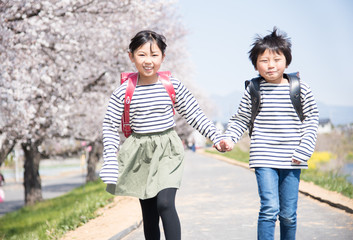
[
  {"x1": 129, "y1": 41, "x2": 165, "y2": 83},
  {"x1": 256, "y1": 49, "x2": 287, "y2": 84}
]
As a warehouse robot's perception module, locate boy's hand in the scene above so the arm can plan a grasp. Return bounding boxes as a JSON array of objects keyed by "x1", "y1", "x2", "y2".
[
  {"x1": 220, "y1": 139, "x2": 234, "y2": 152},
  {"x1": 292, "y1": 159, "x2": 302, "y2": 164}
]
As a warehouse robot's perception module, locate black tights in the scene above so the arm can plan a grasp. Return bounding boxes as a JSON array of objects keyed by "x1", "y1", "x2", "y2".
[{"x1": 139, "y1": 188, "x2": 181, "y2": 240}]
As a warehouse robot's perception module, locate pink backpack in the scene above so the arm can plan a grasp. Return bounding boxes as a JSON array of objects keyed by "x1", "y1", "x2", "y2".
[{"x1": 120, "y1": 71, "x2": 176, "y2": 138}]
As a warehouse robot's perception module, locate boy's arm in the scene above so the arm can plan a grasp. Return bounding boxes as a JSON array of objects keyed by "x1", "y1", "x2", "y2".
[
  {"x1": 224, "y1": 88, "x2": 252, "y2": 144},
  {"x1": 292, "y1": 83, "x2": 319, "y2": 162}
]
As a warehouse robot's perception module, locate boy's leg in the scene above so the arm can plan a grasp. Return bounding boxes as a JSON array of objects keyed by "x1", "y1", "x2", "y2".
[
  {"x1": 139, "y1": 196, "x2": 160, "y2": 240},
  {"x1": 255, "y1": 168, "x2": 280, "y2": 240},
  {"x1": 278, "y1": 169, "x2": 301, "y2": 240},
  {"x1": 156, "y1": 188, "x2": 181, "y2": 240}
]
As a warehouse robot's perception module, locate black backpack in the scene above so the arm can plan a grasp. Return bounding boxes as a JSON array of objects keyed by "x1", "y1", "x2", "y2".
[{"x1": 245, "y1": 72, "x2": 304, "y2": 137}]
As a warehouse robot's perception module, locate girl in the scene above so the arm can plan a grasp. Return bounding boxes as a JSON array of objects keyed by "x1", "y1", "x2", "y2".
[{"x1": 100, "y1": 30, "x2": 222, "y2": 240}]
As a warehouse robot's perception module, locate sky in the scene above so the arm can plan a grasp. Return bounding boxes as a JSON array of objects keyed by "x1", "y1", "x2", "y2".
[{"x1": 176, "y1": 0, "x2": 353, "y2": 107}]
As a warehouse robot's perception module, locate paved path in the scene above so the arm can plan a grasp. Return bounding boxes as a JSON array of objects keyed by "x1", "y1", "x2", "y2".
[
  {"x1": 0, "y1": 159, "x2": 86, "y2": 217},
  {"x1": 123, "y1": 151, "x2": 353, "y2": 240}
]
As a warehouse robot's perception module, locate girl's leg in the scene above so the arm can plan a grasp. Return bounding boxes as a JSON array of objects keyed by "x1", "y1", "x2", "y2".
[
  {"x1": 255, "y1": 168, "x2": 280, "y2": 240},
  {"x1": 278, "y1": 169, "x2": 301, "y2": 240},
  {"x1": 156, "y1": 188, "x2": 181, "y2": 240},
  {"x1": 139, "y1": 197, "x2": 160, "y2": 240}
]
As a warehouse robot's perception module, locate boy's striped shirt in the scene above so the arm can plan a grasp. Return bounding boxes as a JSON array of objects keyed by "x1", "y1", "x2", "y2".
[
  {"x1": 225, "y1": 79, "x2": 319, "y2": 169},
  {"x1": 100, "y1": 78, "x2": 221, "y2": 184}
]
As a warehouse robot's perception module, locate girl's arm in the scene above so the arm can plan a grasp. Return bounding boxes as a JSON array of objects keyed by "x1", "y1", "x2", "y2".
[
  {"x1": 99, "y1": 91, "x2": 124, "y2": 184},
  {"x1": 224, "y1": 88, "x2": 252, "y2": 143},
  {"x1": 292, "y1": 83, "x2": 319, "y2": 162},
  {"x1": 173, "y1": 79, "x2": 221, "y2": 145}
]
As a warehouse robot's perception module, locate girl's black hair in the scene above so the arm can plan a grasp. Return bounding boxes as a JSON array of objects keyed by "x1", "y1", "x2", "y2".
[
  {"x1": 248, "y1": 27, "x2": 292, "y2": 68},
  {"x1": 129, "y1": 30, "x2": 167, "y2": 55}
]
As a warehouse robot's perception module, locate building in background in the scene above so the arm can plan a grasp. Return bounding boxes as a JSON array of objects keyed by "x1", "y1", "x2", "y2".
[{"x1": 318, "y1": 118, "x2": 333, "y2": 134}]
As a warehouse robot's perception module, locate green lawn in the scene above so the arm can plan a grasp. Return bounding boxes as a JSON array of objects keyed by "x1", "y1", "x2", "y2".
[
  {"x1": 300, "y1": 169, "x2": 353, "y2": 198},
  {"x1": 0, "y1": 180, "x2": 113, "y2": 240},
  {"x1": 205, "y1": 148, "x2": 353, "y2": 199}
]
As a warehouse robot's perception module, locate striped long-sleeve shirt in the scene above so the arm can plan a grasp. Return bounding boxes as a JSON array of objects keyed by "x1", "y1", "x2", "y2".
[
  {"x1": 225, "y1": 79, "x2": 319, "y2": 169},
  {"x1": 100, "y1": 77, "x2": 221, "y2": 184}
]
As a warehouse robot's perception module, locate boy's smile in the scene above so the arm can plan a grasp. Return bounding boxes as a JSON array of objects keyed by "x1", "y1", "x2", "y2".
[{"x1": 256, "y1": 49, "x2": 288, "y2": 84}]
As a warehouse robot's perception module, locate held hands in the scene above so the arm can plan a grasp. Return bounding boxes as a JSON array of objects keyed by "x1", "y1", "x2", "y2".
[
  {"x1": 220, "y1": 139, "x2": 234, "y2": 152},
  {"x1": 214, "y1": 139, "x2": 234, "y2": 152},
  {"x1": 214, "y1": 143, "x2": 223, "y2": 152}
]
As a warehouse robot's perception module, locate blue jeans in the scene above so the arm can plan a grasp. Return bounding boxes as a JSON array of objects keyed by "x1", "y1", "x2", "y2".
[{"x1": 255, "y1": 168, "x2": 301, "y2": 240}]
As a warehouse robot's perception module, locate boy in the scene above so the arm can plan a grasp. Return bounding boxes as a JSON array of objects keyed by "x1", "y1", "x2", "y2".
[{"x1": 220, "y1": 27, "x2": 319, "y2": 240}]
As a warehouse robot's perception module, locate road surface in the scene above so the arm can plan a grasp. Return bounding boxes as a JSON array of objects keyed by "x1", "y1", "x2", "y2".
[{"x1": 122, "y1": 151, "x2": 353, "y2": 240}]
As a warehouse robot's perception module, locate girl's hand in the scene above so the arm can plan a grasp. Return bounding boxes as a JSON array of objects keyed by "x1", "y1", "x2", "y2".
[
  {"x1": 220, "y1": 139, "x2": 234, "y2": 152},
  {"x1": 214, "y1": 143, "x2": 224, "y2": 152}
]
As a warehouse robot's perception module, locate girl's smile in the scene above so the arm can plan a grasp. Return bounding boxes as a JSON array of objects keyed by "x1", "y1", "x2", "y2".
[
  {"x1": 143, "y1": 65, "x2": 153, "y2": 73},
  {"x1": 129, "y1": 41, "x2": 165, "y2": 85}
]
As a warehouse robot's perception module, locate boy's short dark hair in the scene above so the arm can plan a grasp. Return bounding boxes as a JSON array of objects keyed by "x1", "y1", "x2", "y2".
[{"x1": 248, "y1": 27, "x2": 292, "y2": 68}]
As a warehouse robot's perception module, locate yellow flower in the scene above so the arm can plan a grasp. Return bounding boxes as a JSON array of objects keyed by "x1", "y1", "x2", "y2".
[{"x1": 308, "y1": 151, "x2": 333, "y2": 169}]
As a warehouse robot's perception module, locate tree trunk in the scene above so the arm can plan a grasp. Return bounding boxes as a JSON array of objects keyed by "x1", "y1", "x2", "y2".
[
  {"x1": 86, "y1": 141, "x2": 102, "y2": 183},
  {"x1": 22, "y1": 139, "x2": 43, "y2": 205}
]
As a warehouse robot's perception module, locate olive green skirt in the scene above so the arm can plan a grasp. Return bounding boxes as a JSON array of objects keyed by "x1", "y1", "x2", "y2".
[{"x1": 106, "y1": 128, "x2": 185, "y2": 200}]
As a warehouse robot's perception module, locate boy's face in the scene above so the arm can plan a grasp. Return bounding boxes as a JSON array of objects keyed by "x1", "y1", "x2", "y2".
[{"x1": 256, "y1": 49, "x2": 287, "y2": 84}]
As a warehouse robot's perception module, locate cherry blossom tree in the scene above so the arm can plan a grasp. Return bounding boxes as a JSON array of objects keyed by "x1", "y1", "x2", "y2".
[{"x1": 1, "y1": 0, "x2": 212, "y2": 205}]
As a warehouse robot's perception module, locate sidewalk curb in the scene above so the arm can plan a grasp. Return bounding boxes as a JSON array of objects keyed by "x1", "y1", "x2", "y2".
[
  {"x1": 109, "y1": 220, "x2": 142, "y2": 240},
  {"x1": 199, "y1": 150, "x2": 353, "y2": 215},
  {"x1": 60, "y1": 196, "x2": 142, "y2": 240}
]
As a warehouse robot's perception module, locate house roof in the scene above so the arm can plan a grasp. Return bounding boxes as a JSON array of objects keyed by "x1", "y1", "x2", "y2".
[{"x1": 319, "y1": 118, "x2": 331, "y2": 125}]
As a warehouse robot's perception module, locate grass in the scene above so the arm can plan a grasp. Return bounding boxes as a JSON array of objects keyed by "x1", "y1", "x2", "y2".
[
  {"x1": 301, "y1": 169, "x2": 353, "y2": 198},
  {"x1": 205, "y1": 148, "x2": 353, "y2": 199},
  {"x1": 211, "y1": 147, "x2": 250, "y2": 163},
  {"x1": 205, "y1": 147, "x2": 250, "y2": 164},
  {"x1": 0, "y1": 180, "x2": 113, "y2": 240}
]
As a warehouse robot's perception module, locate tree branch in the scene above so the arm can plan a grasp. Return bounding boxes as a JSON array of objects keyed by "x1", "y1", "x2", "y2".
[
  {"x1": 0, "y1": 138, "x2": 16, "y2": 167},
  {"x1": 83, "y1": 71, "x2": 106, "y2": 92},
  {"x1": 5, "y1": 7, "x2": 41, "y2": 22}
]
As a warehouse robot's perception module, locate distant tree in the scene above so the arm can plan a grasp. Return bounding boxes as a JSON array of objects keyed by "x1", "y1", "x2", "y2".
[{"x1": 0, "y1": 0, "x2": 210, "y2": 204}]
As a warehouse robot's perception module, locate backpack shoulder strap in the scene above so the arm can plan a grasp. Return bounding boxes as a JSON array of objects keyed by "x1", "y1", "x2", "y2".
[
  {"x1": 120, "y1": 71, "x2": 176, "y2": 138},
  {"x1": 158, "y1": 71, "x2": 176, "y2": 115},
  {"x1": 245, "y1": 76, "x2": 261, "y2": 137},
  {"x1": 121, "y1": 72, "x2": 138, "y2": 138},
  {"x1": 285, "y1": 72, "x2": 304, "y2": 122}
]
